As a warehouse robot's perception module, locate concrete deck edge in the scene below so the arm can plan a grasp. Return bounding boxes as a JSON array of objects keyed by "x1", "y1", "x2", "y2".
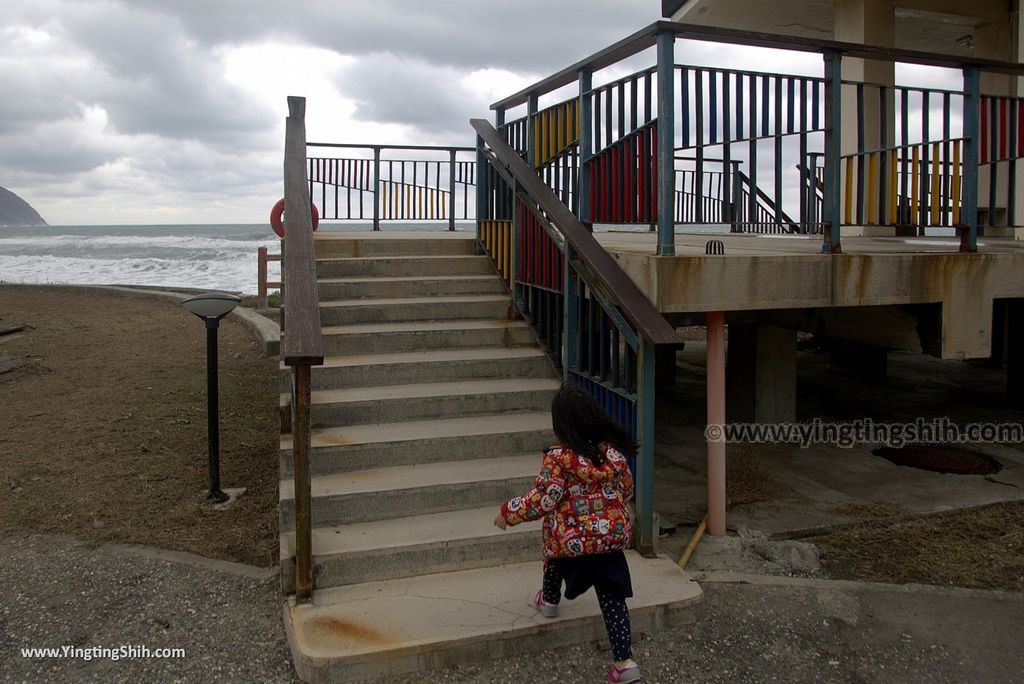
[{"x1": 692, "y1": 570, "x2": 1024, "y2": 601}]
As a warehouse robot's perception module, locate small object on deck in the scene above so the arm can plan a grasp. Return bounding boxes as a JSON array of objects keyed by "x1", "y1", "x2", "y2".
[
  {"x1": 705, "y1": 240, "x2": 725, "y2": 255},
  {"x1": 677, "y1": 514, "x2": 708, "y2": 569},
  {"x1": 0, "y1": 321, "x2": 26, "y2": 337},
  {"x1": 270, "y1": 197, "x2": 319, "y2": 238}
]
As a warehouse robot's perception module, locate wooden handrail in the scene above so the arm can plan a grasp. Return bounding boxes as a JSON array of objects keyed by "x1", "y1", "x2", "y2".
[
  {"x1": 471, "y1": 119, "x2": 679, "y2": 348},
  {"x1": 282, "y1": 96, "x2": 322, "y2": 604},
  {"x1": 491, "y1": 20, "x2": 1024, "y2": 111},
  {"x1": 282, "y1": 96, "x2": 325, "y2": 367}
]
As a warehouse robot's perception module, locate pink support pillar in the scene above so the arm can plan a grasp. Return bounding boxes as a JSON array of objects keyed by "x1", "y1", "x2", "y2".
[{"x1": 706, "y1": 311, "x2": 727, "y2": 536}]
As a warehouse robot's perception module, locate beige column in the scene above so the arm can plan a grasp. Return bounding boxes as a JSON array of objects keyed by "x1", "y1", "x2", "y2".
[
  {"x1": 835, "y1": 0, "x2": 897, "y2": 234},
  {"x1": 975, "y1": 8, "x2": 1022, "y2": 231},
  {"x1": 835, "y1": 0, "x2": 896, "y2": 153}
]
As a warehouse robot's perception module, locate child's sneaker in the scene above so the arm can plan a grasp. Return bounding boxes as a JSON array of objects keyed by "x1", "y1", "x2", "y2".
[
  {"x1": 533, "y1": 589, "x2": 559, "y2": 618},
  {"x1": 606, "y1": 659, "x2": 641, "y2": 683}
]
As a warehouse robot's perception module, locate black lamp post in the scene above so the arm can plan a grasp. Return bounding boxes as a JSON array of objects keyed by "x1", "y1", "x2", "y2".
[{"x1": 181, "y1": 292, "x2": 241, "y2": 503}]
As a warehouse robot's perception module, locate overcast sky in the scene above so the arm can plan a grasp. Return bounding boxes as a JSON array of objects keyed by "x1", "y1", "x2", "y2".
[
  {"x1": 3, "y1": 1, "x2": 961, "y2": 226},
  {"x1": 0, "y1": 0, "x2": 675, "y2": 224}
]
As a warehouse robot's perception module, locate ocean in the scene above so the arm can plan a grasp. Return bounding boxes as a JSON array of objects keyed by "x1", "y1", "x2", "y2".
[
  {"x1": 0, "y1": 222, "x2": 746, "y2": 295},
  {"x1": 0, "y1": 223, "x2": 370, "y2": 295}
]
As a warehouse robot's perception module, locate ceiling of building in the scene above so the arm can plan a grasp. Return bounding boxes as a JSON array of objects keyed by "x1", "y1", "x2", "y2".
[{"x1": 670, "y1": 0, "x2": 1002, "y2": 58}]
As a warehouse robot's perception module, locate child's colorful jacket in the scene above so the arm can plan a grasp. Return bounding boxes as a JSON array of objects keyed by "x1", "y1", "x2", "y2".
[{"x1": 499, "y1": 443, "x2": 633, "y2": 558}]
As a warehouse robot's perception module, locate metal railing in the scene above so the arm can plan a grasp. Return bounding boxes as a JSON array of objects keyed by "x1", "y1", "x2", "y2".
[
  {"x1": 474, "y1": 118, "x2": 680, "y2": 555},
  {"x1": 306, "y1": 143, "x2": 477, "y2": 229},
  {"x1": 489, "y1": 20, "x2": 1024, "y2": 254},
  {"x1": 281, "y1": 96, "x2": 324, "y2": 603}
]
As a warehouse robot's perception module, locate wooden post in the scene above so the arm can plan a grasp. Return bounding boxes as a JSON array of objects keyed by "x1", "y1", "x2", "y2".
[
  {"x1": 822, "y1": 50, "x2": 843, "y2": 253},
  {"x1": 961, "y1": 66, "x2": 980, "y2": 253},
  {"x1": 579, "y1": 68, "x2": 593, "y2": 227},
  {"x1": 292, "y1": 365, "x2": 313, "y2": 601},
  {"x1": 656, "y1": 30, "x2": 676, "y2": 256},
  {"x1": 636, "y1": 339, "x2": 657, "y2": 555}
]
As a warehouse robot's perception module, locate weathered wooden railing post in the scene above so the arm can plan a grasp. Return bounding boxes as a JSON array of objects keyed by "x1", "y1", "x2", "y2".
[
  {"x1": 475, "y1": 134, "x2": 486, "y2": 252},
  {"x1": 511, "y1": 179, "x2": 521, "y2": 304},
  {"x1": 526, "y1": 94, "x2": 539, "y2": 169},
  {"x1": 578, "y1": 68, "x2": 594, "y2": 227},
  {"x1": 961, "y1": 66, "x2": 980, "y2": 253},
  {"x1": 656, "y1": 30, "x2": 676, "y2": 256},
  {"x1": 282, "y1": 95, "x2": 324, "y2": 603},
  {"x1": 562, "y1": 250, "x2": 579, "y2": 382},
  {"x1": 822, "y1": 49, "x2": 843, "y2": 253},
  {"x1": 635, "y1": 338, "x2": 657, "y2": 556}
]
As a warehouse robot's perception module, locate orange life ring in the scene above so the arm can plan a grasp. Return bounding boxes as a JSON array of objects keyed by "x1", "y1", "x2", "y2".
[{"x1": 270, "y1": 198, "x2": 319, "y2": 238}]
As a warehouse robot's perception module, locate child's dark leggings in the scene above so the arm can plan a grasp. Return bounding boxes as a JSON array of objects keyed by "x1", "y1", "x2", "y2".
[{"x1": 543, "y1": 561, "x2": 632, "y2": 661}]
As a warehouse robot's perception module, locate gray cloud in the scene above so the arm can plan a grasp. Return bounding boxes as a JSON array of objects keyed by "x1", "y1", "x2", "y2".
[
  {"x1": 337, "y1": 54, "x2": 494, "y2": 139},
  {"x1": 135, "y1": 0, "x2": 662, "y2": 72},
  {"x1": 0, "y1": 0, "x2": 672, "y2": 223}
]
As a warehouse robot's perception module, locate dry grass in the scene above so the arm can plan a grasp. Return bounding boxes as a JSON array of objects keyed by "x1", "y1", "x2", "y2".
[
  {"x1": 809, "y1": 501, "x2": 1024, "y2": 592},
  {"x1": 0, "y1": 286, "x2": 280, "y2": 566},
  {"x1": 726, "y1": 453, "x2": 773, "y2": 507}
]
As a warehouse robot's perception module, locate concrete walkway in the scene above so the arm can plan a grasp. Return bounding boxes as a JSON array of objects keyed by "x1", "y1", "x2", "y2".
[{"x1": 4, "y1": 534, "x2": 1021, "y2": 683}]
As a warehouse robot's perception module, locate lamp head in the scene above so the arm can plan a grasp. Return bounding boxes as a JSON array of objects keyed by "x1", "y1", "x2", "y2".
[{"x1": 181, "y1": 292, "x2": 241, "y2": 320}]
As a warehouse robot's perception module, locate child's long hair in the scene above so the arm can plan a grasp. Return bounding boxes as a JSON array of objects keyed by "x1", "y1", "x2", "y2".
[{"x1": 551, "y1": 384, "x2": 638, "y2": 465}]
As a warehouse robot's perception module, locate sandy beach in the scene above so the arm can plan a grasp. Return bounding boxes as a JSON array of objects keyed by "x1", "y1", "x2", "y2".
[{"x1": 0, "y1": 285, "x2": 279, "y2": 566}]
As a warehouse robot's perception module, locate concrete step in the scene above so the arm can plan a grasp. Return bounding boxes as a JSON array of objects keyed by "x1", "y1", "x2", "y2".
[
  {"x1": 316, "y1": 255, "x2": 492, "y2": 278},
  {"x1": 280, "y1": 412, "x2": 555, "y2": 477},
  {"x1": 279, "y1": 454, "x2": 540, "y2": 530},
  {"x1": 313, "y1": 233, "x2": 476, "y2": 259},
  {"x1": 319, "y1": 319, "x2": 534, "y2": 356},
  {"x1": 280, "y1": 506, "x2": 542, "y2": 592},
  {"x1": 282, "y1": 553, "x2": 702, "y2": 683},
  {"x1": 281, "y1": 378, "x2": 560, "y2": 428},
  {"x1": 317, "y1": 275, "x2": 505, "y2": 300},
  {"x1": 318, "y1": 294, "x2": 511, "y2": 326},
  {"x1": 278, "y1": 348, "x2": 553, "y2": 392}
]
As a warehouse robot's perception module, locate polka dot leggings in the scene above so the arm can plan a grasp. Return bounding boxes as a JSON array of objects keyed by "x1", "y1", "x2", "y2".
[{"x1": 542, "y1": 562, "x2": 633, "y2": 661}]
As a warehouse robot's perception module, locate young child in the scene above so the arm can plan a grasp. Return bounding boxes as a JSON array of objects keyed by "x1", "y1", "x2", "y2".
[{"x1": 494, "y1": 384, "x2": 641, "y2": 683}]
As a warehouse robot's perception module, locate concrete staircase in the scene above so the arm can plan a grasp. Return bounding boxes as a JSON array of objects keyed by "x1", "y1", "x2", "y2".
[{"x1": 278, "y1": 232, "x2": 700, "y2": 682}]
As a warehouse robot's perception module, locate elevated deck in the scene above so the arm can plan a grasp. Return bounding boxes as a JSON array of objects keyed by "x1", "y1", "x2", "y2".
[{"x1": 598, "y1": 232, "x2": 1024, "y2": 359}]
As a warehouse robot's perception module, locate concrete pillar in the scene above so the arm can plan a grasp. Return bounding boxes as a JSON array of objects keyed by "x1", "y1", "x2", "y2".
[
  {"x1": 656, "y1": 344, "x2": 679, "y2": 389},
  {"x1": 706, "y1": 312, "x2": 727, "y2": 537},
  {"x1": 835, "y1": 0, "x2": 896, "y2": 235},
  {"x1": 830, "y1": 339, "x2": 888, "y2": 376},
  {"x1": 975, "y1": 20, "x2": 1023, "y2": 230},
  {"x1": 726, "y1": 324, "x2": 797, "y2": 423},
  {"x1": 1009, "y1": 300, "x2": 1023, "y2": 404},
  {"x1": 835, "y1": 0, "x2": 895, "y2": 154}
]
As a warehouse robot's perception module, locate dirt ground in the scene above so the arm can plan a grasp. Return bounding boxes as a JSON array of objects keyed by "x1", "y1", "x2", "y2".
[
  {"x1": 655, "y1": 332, "x2": 1024, "y2": 592},
  {"x1": 0, "y1": 285, "x2": 279, "y2": 566},
  {"x1": 809, "y1": 501, "x2": 1024, "y2": 592}
]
